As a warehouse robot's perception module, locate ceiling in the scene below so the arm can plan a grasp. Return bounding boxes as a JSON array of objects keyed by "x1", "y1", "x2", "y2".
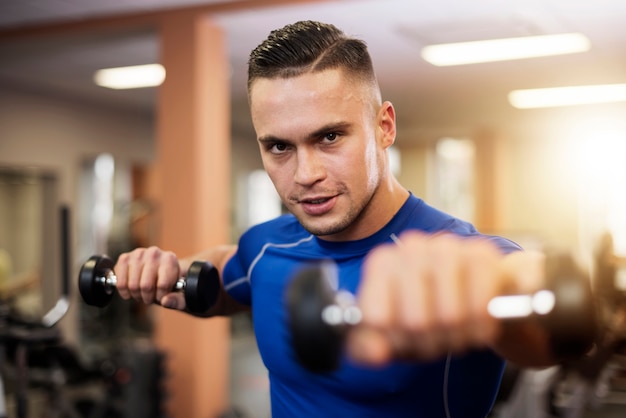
[{"x1": 1, "y1": 0, "x2": 626, "y2": 143}]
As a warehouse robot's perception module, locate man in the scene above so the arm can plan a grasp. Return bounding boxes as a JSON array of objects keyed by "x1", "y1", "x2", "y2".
[{"x1": 115, "y1": 21, "x2": 560, "y2": 417}]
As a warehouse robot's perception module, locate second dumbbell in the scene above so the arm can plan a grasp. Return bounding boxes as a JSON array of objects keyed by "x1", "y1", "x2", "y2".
[
  {"x1": 286, "y1": 253, "x2": 597, "y2": 373},
  {"x1": 78, "y1": 255, "x2": 220, "y2": 314}
]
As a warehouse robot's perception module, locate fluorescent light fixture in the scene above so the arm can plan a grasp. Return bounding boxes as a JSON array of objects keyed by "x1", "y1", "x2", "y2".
[
  {"x1": 509, "y1": 83, "x2": 626, "y2": 109},
  {"x1": 94, "y1": 63, "x2": 165, "y2": 89},
  {"x1": 421, "y1": 33, "x2": 590, "y2": 66}
]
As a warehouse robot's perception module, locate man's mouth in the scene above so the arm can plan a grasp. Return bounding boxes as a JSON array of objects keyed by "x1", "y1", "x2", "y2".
[
  {"x1": 298, "y1": 195, "x2": 337, "y2": 216},
  {"x1": 303, "y1": 197, "x2": 330, "y2": 204}
]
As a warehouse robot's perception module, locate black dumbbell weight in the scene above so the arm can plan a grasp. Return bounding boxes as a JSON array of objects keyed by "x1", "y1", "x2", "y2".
[
  {"x1": 286, "y1": 253, "x2": 597, "y2": 373},
  {"x1": 79, "y1": 255, "x2": 220, "y2": 314}
]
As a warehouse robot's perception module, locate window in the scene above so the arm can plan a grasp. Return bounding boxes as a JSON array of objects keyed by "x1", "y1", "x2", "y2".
[{"x1": 430, "y1": 137, "x2": 476, "y2": 222}]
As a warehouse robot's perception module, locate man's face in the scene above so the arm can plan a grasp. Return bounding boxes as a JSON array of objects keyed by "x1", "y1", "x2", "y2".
[{"x1": 249, "y1": 68, "x2": 395, "y2": 241}]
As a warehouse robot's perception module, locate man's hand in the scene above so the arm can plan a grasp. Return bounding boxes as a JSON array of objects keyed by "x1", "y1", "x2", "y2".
[
  {"x1": 114, "y1": 246, "x2": 190, "y2": 310},
  {"x1": 347, "y1": 231, "x2": 546, "y2": 366}
]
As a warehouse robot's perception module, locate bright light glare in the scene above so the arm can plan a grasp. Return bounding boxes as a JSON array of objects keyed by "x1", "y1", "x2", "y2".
[
  {"x1": 531, "y1": 290, "x2": 555, "y2": 315},
  {"x1": 488, "y1": 295, "x2": 532, "y2": 319},
  {"x1": 94, "y1": 153, "x2": 114, "y2": 180},
  {"x1": 509, "y1": 84, "x2": 626, "y2": 109},
  {"x1": 571, "y1": 122, "x2": 626, "y2": 257},
  {"x1": 421, "y1": 33, "x2": 590, "y2": 66},
  {"x1": 488, "y1": 291, "x2": 556, "y2": 318},
  {"x1": 94, "y1": 63, "x2": 165, "y2": 89}
]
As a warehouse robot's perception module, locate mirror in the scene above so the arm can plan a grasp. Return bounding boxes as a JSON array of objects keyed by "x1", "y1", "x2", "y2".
[{"x1": 0, "y1": 167, "x2": 60, "y2": 321}]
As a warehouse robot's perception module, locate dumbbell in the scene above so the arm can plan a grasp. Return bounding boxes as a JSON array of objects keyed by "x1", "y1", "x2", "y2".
[
  {"x1": 78, "y1": 255, "x2": 220, "y2": 314},
  {"x1": 286, "y1": 253, "x2": 597, "y2": 373}
]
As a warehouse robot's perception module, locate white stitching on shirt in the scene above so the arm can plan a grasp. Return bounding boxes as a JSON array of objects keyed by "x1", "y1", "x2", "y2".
[
  {"x1": 444, "y1": 352, "x2": 452, "y2": 418},
  {"x1": 224, "y1": 276, "x2": 248, "y2": 292},
  {"x1": 225, "y1": 234, "x2": 315, "y2": 293}
]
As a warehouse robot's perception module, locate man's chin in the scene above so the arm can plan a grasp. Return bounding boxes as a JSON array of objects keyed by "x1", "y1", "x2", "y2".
[
  {"x1": 298, "y1": 217, "x2": 349, "y2": 238},
  {"x1": 297, "y1": 218, "x2": 332, "y2": 236}
]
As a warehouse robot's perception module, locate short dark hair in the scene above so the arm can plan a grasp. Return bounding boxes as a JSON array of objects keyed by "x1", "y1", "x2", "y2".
[{"x1": 247, "y1": 20, "x2": 377, "y2": 93}]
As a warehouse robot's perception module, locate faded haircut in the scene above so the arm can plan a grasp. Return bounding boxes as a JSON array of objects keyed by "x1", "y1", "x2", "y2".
[{"x1": 247, "y1": 20, "x2": 378, "y2": 95}]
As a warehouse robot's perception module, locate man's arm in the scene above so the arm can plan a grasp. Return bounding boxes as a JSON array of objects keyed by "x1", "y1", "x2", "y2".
[
  {"x1": 114, "y1": 245, "x2": 250, "y2": 317},
  {"x1": 178, "y1": 245, "x2": 250, "y2": 317},
  {"x1": 346, "y1": 232, "x2": 571, "y2": 369}
]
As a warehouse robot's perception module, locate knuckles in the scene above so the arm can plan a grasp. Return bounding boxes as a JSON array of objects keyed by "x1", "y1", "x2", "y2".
[
  {"x1": 114, "y1": 247, "x2": 179, "y2": 302},
  {"x1": 358, "y1": 232, "x2": 505, "y2": 359}
]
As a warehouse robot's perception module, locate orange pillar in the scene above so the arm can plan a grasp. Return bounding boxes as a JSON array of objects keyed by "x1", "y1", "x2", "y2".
[
  {"x1": 474, "y1": 129, "x2": 505, "y2": 233},
  {"x1": 155, "y1": 11, "x2": 231, "y2": 418}
]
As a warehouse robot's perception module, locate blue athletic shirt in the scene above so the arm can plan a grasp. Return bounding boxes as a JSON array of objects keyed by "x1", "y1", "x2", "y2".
[{"x1": 223, "y1": 193, "x2": 521, "y2": 417}]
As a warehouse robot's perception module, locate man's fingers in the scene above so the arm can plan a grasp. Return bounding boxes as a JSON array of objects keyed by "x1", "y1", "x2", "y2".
[
  {"x1": 113, "y1": 247, "x2": 183, "y2": 308},
  {"x1": 499, "y1": 249, "x2": 546, "y2": 294},
  {"x1": 127, "y1": 250, "x2": 145, "y2": 301},
  {"x1": 347, "y1": 327, "x2": 391, "y2": 367},
  {"x1": 156, "y1": 252, "x2": 181, "y2": 302},
  {"x1": 350, "y1": 232, "x2": 533, "y2": 365},
  {"x1": 469, "y1": 241, "x2": 504, "y2": 344},
  {"x1": 114, "y1": 253, "x2": 131, "y2": 300},
  {"x1": 358, "y1": 244, "x2": 396, "y2": 330},
  {"x1": 159, "y1": 293, "x2": 186, "y2": 310},
  {"x1": 139, "y1": 258, "x2": 159, "y2": 305}
]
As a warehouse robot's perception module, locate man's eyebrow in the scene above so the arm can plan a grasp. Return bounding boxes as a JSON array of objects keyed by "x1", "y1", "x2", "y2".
[
  {"x1": 257, "y1": 134, "x2": 288, "y2": 145},
  {"x1": 257, "y1": 122, "x2": 352, "y2": 144},
  {"x1": 309, "y1": 122, "x2": 352, "y2": 139}
]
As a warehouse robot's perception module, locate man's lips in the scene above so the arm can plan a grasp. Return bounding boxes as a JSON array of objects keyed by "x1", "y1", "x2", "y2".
[{"x1": 297, "y1": 195, "x2": 337, "y2": 216}]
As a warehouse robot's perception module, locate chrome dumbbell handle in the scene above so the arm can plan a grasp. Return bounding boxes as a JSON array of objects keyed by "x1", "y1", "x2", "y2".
[
  {"x1": 319, "y1": 289, "x2": 557, "y2": 328},
  {"x1": 488, "y1": 290, "x2": 556, "y2": 319},
  {"x1": 94, "y1": 270, "x2": 187, "y2": 296}
]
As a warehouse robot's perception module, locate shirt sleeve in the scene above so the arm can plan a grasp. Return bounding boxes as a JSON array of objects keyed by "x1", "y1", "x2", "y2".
[
  {"x1": 483, "y1": 234, "x2": 523, "y2": 254},
  {"x1": 222, "y1": 247, "x2": 252, "y2": 306}
]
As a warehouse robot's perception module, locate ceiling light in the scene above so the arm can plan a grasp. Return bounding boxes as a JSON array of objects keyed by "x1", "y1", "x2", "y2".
[
  {"x1": 421, "y1": 33, "x2": 590, "y2": 66},
  {"x1": 94, "y1": 64, "x2": 165, "y2": 89},
  {"x1": 509, "y1": 84, "x2": 626, "y2": 109}
]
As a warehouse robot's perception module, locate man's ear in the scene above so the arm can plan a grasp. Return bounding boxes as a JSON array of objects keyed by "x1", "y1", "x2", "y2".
[{"x1": 379, "y1": 101, "x2": 397, "y2": 148}]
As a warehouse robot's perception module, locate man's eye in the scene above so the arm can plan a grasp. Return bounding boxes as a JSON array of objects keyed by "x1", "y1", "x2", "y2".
[
  {"x1": 271, "y1": 143, "x2": 288, "y2": 153},
  {"x1": 323, "y1": 133, "x2": 338, "y2": 142}
]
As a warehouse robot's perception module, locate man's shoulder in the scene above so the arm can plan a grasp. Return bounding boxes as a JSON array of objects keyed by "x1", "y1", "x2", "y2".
[
  {"x1": 241, "y1": 214, "x2": 310, "y2": 246},
  {"x1": 404, "y1": 196, "x2": 521, "y2": 252},
  {"x1": 402, "y1": 195, "x2": 476, "y2": 234}
]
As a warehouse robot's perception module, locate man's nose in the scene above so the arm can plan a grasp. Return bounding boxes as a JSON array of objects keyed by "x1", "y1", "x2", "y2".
[{"x1": 294, "y1": 148, "x2": 326, "y2": 186}]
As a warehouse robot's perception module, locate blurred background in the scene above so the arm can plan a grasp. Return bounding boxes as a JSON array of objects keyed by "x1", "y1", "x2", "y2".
[{"x1": 1, "y1": 0, "x2": 626, "y2": 417}]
